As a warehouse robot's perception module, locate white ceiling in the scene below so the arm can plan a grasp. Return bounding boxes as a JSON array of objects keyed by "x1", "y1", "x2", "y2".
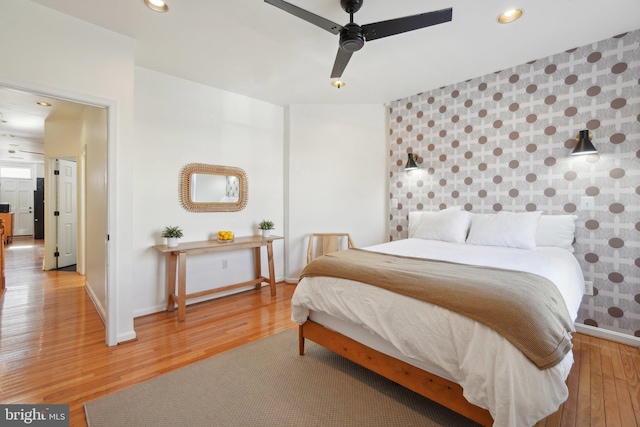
[
  {"x1": 1, "y1": 0, "x2": 639, "y2": 163},
  {"x1": 0, "y1": 87, "x2": 88, "y2": 164},
  {"x1": 28, "y1": 0, "x2": 640, "y2": 106}
]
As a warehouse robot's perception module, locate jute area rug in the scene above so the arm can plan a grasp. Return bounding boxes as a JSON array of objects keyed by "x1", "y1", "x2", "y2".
[{"x1": 85, "y1": 329, "x2": 480, "y2": 426}]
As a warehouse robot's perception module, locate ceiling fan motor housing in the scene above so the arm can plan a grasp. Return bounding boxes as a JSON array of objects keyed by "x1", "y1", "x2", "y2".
[
  {"x1": 340, "y1": 0, "x2": 363, "y2": 14},
  {"x1": 340, "y1": 23, "x2": 365, "y2": 52}
]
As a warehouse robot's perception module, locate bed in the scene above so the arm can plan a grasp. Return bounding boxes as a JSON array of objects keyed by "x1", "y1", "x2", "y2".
[{"x1": 292, "y1": 210, "x2": 584, "y2": 427}]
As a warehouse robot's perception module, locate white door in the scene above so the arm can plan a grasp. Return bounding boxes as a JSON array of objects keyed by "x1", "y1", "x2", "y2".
[
  {"x1": 56, "y1": 159, "x2": 77, "y2": 268},
  {"x1": 0, "y1": 176, "x2": 34, "y2": 236},
  {"x1": 14, "y1": 179, "x2": 34, "y2": 235}
]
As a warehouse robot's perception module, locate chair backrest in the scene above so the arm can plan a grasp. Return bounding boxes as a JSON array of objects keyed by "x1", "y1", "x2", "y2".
[{"x1": 307, "y1": 233, "x2": 354, "y2": 264}]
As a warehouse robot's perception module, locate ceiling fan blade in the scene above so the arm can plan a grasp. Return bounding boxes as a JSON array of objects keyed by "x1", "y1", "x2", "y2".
[
  {"x1": 362, "y1": 7, "x2": 452, "y2": 41},
  {"x1": 264, "y1": 0, "x2": 343, "y2": 35},
  {"x1": 330, "y1": 48, "x2": 353, "y2": 79}
]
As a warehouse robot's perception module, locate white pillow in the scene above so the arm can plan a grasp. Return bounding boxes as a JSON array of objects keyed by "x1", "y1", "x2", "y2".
[
  {"x1": 413, "y1": 209, "x2": 471, "y2": 243},
  {"x1": 535, "y1": 215, "x2": 577, "y2": 252},
  {"x1": 408, "y1": 206, "x2": 462, "y2": 238},
  {"x1": 466, "y1": 211, "x2": 541, "y2": 250}
]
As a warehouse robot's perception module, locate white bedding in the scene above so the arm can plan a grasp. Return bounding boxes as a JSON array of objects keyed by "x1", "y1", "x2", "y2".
[{"x1": 291, "y1": 239, "x2": 585, "y2": 427}]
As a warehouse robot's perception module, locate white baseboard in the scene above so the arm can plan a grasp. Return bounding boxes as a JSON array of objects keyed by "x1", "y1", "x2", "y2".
[
  {"x1": 134, "y1": 303, "x2": 166, "y2": 318},
  {"x1": 133, "y1": 282, "x2": 286, "y2": 318},
  {"x1": 85, "y1": 280, "x2": 136, "y2": 344},
  {"x1": 84, "y1": 280, "x2": 106, "y2": 326},
  {"x1": 575, "y1": 323, "x2": 640, "y2": 347},
  {"x1": 117, "y1": 330, "x2": 137, "y2": 343}
]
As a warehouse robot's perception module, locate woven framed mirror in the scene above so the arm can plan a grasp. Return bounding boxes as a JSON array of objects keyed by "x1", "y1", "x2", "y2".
[{"x1": 179, "y1": 163, "x2": 248, "y2": 212}]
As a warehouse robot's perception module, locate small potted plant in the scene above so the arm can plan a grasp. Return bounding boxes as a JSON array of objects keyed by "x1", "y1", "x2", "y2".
[
  {"x1": 258, "y1": 220, "x2": 274, "y2": 238},
  {"x1": 162, "y1": 226, "x2": 184, "y2": 247}
]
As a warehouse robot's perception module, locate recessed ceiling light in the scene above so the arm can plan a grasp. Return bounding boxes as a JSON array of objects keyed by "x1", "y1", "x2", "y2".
[
  {"x1": 10, "y1": 143, "x2": 19, "y2": 146},
  {"x1": 3, "y1": 134, "x2": 14, "y2": 138},
  {"x1": 498, "y1": 9, "x2": 523, "y2": 24},
  {"x1": 37, "y1": 102, "x2": 52, "y2": 107},
  {"x1": 144, "y1": 0, "x2": 169, "y2": 13},
  {"x1": 331, "y1": 79, "x2": 346, "y2": 89},
  {"x1": 0, "y1": 119, "x2": 6, "y2": 123}
]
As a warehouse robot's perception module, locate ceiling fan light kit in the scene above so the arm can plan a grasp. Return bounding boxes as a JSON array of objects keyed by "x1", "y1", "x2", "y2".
[
  {"x1": 144, "y1": 0, "x2": 169, "y2": 13},
  {"x1": 498, "y1": 9, "x2": 523, "y2": 24},
  {"x1": 265, "y1": 0, "x2": 452, "y2": 81}
]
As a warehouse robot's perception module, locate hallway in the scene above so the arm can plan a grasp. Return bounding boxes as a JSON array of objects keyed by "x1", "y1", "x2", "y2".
[{"x1": 1, "y1": 237, "x2": 88, "y2": 325}]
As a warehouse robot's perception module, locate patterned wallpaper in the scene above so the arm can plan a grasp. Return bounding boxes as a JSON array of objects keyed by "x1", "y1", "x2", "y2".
[{"x1": 387, "y1": 30, "x2": 639, "y2": 338}]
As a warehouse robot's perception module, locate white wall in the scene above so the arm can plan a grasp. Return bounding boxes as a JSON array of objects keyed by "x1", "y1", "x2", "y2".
[
  {"x1": 82, "y1": 107, "x2": 108, "y2": 313},
  {"x1": 285, "y1": 105, "x2": 389, "y2": 280},
  {"x1": 132, "y1": 67, "x2": 284, "y2": 316},
  {"x1": 0, "y1": 0, "x2": 136, "y2": 343}
]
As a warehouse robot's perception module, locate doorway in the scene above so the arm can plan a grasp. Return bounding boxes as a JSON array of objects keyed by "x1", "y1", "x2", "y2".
[
  {"x1": 50, "y1": 158, "x2": 78, "y2": 271},
  {"x1": 0, "y1": 82, "x2": 112, "y2": 344},
  {"x1": 0, "y1": 164, "x2": 36, "y2": 237},
  {"x1": 0, "y1": 174, "x2": 35, "y2": 236},
  {"x1": 34, "y1": 178, "x2": 44, "y2": 239}
]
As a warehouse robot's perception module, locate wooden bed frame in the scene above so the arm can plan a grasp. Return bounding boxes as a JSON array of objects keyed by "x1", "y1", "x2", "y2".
[{"x1": 299, "y1": 319, "x2": 494, "y2": 427}]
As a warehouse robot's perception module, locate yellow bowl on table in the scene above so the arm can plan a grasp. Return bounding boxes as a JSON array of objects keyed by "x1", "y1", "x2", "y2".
[{"x1": 217, "y1": 230, "x2": 234, "y2": 242}]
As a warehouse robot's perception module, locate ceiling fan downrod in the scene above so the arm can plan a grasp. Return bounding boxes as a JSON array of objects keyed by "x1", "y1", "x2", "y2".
[{"x1": 339, "y1": 0, "x2": 364, "y2": 52}]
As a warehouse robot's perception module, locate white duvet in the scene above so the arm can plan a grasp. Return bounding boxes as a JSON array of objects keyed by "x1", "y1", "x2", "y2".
[{"x1": 291, "y1": 239, "x2": 585, "y2": 427}]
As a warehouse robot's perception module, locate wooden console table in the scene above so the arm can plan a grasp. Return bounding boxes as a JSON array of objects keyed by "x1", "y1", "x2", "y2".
[
  {"x1": 154, "y1": 235, "x2": 283, "y2": 321},
  {"x1": 0, "y1": 213, "x2": 14, "y2": 245}
]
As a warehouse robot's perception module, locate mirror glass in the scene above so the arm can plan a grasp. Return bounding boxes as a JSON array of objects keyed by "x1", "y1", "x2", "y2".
[
  {"x1": 180, "y1": 163, "x2": 248, "y2": 212},
  {"x1": 190, "y1": 174, "x2": 240, "y2": 203}
]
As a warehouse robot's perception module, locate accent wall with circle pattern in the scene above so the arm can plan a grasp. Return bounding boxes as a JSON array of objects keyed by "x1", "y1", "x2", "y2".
[{"x1": 388, "y1": 30, "x2": 639, "y2": 338}]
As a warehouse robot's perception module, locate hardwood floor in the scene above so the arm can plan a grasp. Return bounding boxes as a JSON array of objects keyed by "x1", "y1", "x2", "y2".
[
  {"x1": 0, "y1": 237, "x2": 639, "y2": 426},
  {"x1": 535, "y1": 333, "x2": 640, "y2": 427},
  {"x1": 0, "y1": 237, "x2": 298, "y2": 426}
]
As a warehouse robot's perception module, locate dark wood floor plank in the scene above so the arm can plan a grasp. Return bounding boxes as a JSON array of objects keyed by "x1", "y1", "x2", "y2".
[
  {"x1": 619, "y1": 344, "x2": 640, "y2": 425},
  {"x1": 560, "y1": 334, "x2": 582, "y2": 427},
  {"x1": 577, "y1": 334, "x2": 592, "y2": 426},
  {"x1": 589, "y1": 336, "x2": 605, "y2": 426},
  {"x1": 600, "y1": 337, "x2": 622, "y2": 427},
  {"x1": 560, "y1": 335, "x2": 581, "y2": 427}
]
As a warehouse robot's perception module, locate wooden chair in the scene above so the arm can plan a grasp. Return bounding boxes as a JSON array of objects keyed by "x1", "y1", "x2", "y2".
[{"x1": 306, "y1": 233, "x2": 355, "y2": 264}]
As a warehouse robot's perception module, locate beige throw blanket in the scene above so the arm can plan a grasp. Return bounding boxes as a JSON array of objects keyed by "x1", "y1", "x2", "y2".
[{"x1": 300, "y1": 249, "x2": 574, "y2": 369}]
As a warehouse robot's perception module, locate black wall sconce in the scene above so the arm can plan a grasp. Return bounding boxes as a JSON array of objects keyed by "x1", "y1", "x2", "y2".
[
  {"x1": 572, "y1": 130, "x2": 598, "y2": 156},
  {"x1": 405, "y1": 153, "x2": 418, "y2": 170}
]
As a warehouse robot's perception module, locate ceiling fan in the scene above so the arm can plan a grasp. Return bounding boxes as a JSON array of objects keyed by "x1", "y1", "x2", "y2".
[{"x1": 264, "y1": 0, "x2": 453, "y2": 80}]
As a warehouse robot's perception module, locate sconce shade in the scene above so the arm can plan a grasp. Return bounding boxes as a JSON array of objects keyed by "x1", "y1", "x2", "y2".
[
  {"x1": 405, "y1": 153, "x2": 418, "y2": 170},
  {"x1": 572, "y1": 130, "x2": 597, "y2": 156}
]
